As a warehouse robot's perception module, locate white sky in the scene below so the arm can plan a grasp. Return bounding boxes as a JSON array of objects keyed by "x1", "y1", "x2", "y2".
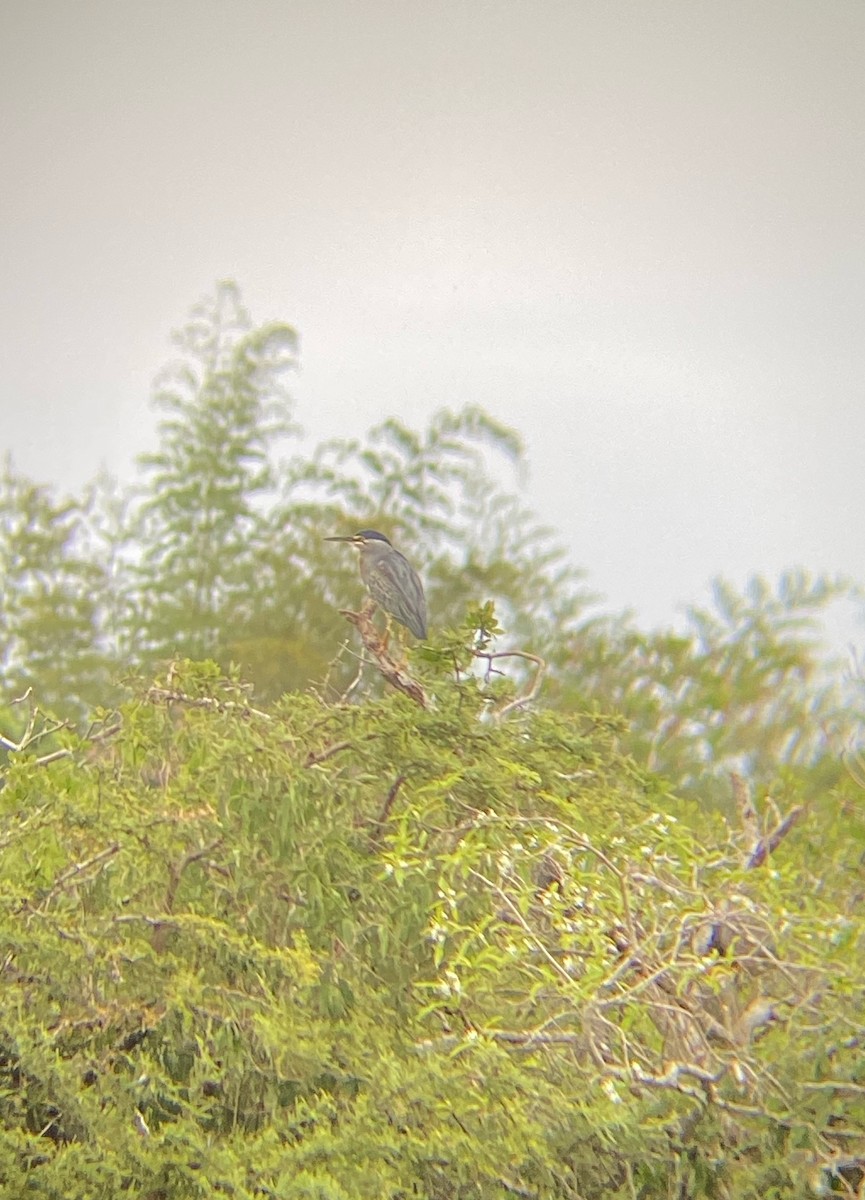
[{"x1": 1, "y1": 1, "x2": 863, "y2": 644}]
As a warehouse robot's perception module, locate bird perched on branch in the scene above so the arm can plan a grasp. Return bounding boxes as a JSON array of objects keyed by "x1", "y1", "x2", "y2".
[{"x1": 325, "y1": 529, "x2": 427, "y2": 640}]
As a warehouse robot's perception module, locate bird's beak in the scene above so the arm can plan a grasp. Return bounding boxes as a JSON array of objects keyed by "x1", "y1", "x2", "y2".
[{"x1": 324, "y1": 535, "x2": 354, "y2": 543}]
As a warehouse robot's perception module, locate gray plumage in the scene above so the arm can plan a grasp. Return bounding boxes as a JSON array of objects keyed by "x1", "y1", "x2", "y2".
[{"x1": 325, "y1": 529, "x2": 427, "y2": 639}]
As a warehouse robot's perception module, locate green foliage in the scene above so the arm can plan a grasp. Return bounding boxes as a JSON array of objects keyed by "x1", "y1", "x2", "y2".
[
  {"x1": 0, "y1": 660, "x2": 861, "y2": 1196},
  {"x1": 0, "y1": 458, "x2": 112, "y2": 716},
  {"x1": 556, "y1": 569, "x2": 859, "y2": 803},
  {"x1": 2, "y1": 280, "x2": 864, "y2": 1200},
  {"x1": 135, "y1": 280, "x2": 299, "y2": 662}
]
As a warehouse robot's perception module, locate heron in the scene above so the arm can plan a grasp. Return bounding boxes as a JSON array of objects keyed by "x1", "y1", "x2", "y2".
[{"x1": 324, "y1": 529, "x2": 427, "y2": 640}]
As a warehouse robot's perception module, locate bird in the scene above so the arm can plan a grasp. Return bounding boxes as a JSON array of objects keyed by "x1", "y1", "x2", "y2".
[{"x1": 325, "y1": 529, "x2": 427, "y2": 640}]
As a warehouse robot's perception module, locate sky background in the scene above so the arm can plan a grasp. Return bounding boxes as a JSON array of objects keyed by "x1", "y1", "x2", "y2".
[{"x1": 1, "y1": 1, "x2": 863, "y2": 648}]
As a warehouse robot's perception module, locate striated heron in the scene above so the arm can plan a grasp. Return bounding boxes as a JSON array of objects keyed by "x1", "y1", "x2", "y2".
[{"x1": 325, "y1": 529, "x2": 427, "y2": 640}]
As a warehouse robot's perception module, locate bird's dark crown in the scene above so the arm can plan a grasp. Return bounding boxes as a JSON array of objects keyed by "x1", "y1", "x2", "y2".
[{"x1": 355, "y1": 530, "x2": 391, "y2": 544}]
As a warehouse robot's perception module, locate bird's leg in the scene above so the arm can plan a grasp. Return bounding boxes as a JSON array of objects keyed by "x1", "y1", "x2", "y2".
[
  {"x1": 390, "y1": 623, "x2": 413, "y2": 671},
  {"x1": 378, "y1": 614, "x2": 412, "y2": 669},
  {"x1": 381, "y1": 614, "x2": 393, "y2": 653}
]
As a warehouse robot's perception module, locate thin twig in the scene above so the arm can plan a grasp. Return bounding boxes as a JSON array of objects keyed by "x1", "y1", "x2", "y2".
[
  {"x1": 162, "y1": 839, "x2": 224, "y2": 916},
  {"x1": 50, "y1": 843, "x2": 121, "y2": 893},
  {"x1": 305, "y1": 740, "x2": 353, "y2": 767},
  {"x1": 475, "y1": 649, "x2": 546, "y2": 720},
  {"x1": 304, "y1": 731, "x2": 382, "y2": 768},
  {"x1": 467, "y1": 866, "x2": 577, "y2": 988},
  {"x1": 732, "y1": 772, "x2": 760, "y2": 856},
  {"x1": 368, "y1": 774, "x2": 406, "y2": 849},
  {"x1": 145, "y1": 687, "x2": 271, "y2": 720}
]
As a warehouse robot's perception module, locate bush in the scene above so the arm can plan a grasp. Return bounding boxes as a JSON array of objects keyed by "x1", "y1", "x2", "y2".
[{"x1": 0, "y1": 659, "x2": 862, "y2": 1197}]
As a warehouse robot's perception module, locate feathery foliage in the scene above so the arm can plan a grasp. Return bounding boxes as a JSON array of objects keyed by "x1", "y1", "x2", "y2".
[
  {"x1": 0, "y1": 659, "x2": 861, "y2": 1196},
  {"x1": 0, "y1": 458, "x2": 109, "y2": 716}
]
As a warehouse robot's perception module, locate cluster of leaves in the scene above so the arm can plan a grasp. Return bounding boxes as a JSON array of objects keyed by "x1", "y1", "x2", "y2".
[{"x1": 0, "y1": 661, "x2": 862, "y2": 1197}]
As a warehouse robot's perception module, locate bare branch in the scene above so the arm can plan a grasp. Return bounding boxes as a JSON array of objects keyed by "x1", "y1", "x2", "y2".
[
  {"x1": 746, "y1": 806, "x2": 804, "y2": 869},
  {"x1": 337, "y1": 606, "x2": 428, "y2": 708},
  {"x1": 0, "y1": 705, "x2": 70, "y2": 756},
  {"x1": 304, "y1": 740, "x2": 353, "y2": 767},
  {"x1": 368, "y1": 774, "x2": 406, "y2": 849},
  {"x1": 305, "y1": 730, "x2": 383, "y2": 768},
  {"x1": 475, "y1": 649, "x2": 546, "y2": 720}
]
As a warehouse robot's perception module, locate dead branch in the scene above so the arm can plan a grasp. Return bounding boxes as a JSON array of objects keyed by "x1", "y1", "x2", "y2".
[
  {"x1": 367, "y1": 774, "x2": 406, "y2": 849},
  {"x1": 338, "y1": 651, "x2": 367, "y2": 703},
  {"x1": 304, "y1": 740, "x2": 353, "y2": 767},
  {"x1": 304, "y1": 730, "x2": 384, "y2": 768},
  {"x1": 746, "y1": 806, "x2": 804, "y2": 870},
  {"x1": 337, "y1": 605, "x2": 428, "y2": 708},
  {"x1": 474, "y1": 649, "x2": 547, "y2": 720},
  {"x1": 1, "y1": 716, "x2": 124, "y2": 770},
  {"x1": 1, "y1": 691, "x2": 70, "y2": 757},
  {"x1": 113, "y1": 913, "x2": 180, "y2": 932},
  {"x1": 414, "y1": 1029, "x2": 586, "y2": 1055},
  {"x1": 731, "y1": 773, "x2": 806, "y2": 870}
]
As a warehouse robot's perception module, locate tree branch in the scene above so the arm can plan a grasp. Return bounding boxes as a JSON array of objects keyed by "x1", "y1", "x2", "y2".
[
  {"x1": 475, "y1": 649, "x2": 547, "y2": 720},
  {"x1": 337, "y1": 605, "x2": 428, "y2": 708}
]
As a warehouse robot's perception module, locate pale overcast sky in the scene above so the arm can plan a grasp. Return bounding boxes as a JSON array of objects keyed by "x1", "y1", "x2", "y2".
[{"x1": 1, "y1": 1, "x2": 863, "y2": 643}]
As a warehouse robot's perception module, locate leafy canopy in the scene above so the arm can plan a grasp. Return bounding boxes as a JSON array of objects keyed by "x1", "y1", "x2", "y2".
[{"x1": 0, "y1": 659, "x2": 861, "y2": 1197}]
